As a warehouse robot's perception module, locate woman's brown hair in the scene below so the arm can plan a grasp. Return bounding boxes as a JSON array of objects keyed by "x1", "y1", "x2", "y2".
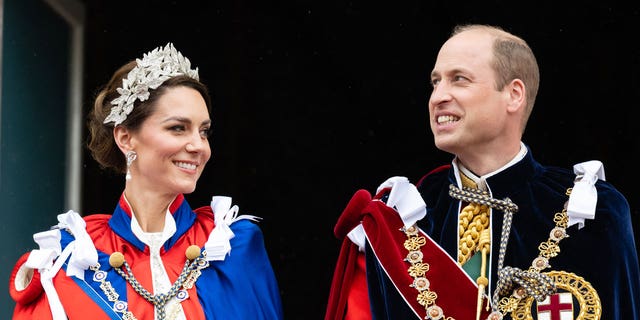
[{"x1": 87, "y1": 61, "x2": 212, "y2": 173}]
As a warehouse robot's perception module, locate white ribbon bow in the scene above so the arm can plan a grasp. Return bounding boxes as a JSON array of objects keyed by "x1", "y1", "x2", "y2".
[
  {"x1": 205, "y1": 196, "x2": 260, "y2": 261},
  {"x1": 567, "y1": 160, "x2": 605, "y2": 229},
  {"x1": 348, "y1": 176, "x2": 427, "y2": 251},
  {"x1": 56, "y1": 210, "x2": 98, "y2": 279},
  {"x1": 22, "y1": 210, "x2": 97, "y2": 320},
  {"x1": 376, "y1": 176, "x2": 427, "y2": 228},
  {"x1": 26, "y1": 230, "x2": 62, "y2": 270}
]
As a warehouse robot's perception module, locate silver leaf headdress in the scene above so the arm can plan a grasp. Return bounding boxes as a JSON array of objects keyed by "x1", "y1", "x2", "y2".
[{"x1": 103, "y1": 43, "x2": 200, "y2": 126}]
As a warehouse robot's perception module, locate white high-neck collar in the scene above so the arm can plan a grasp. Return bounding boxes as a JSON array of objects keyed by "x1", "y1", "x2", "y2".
[
  {"x1": 454, "y1": 142, "x2": 528, "y2": 190},
  {"x1": 123, "y1": 194, "x2": 177, "y2": 252}
]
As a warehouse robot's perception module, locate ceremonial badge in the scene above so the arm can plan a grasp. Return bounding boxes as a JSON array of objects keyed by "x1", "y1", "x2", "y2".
[{"x1": 511, "y1": 270, "x2": 601, "y2": 320}]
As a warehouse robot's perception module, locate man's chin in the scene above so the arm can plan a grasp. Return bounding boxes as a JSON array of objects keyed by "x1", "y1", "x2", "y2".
[{"x1": 434, "y1": 139, "x2": 456, "y2": 153}]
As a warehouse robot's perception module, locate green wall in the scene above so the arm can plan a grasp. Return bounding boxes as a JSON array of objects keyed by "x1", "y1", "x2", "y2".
[{"x1": 0, "y1": 0, "x2": 70, "y2": 313}]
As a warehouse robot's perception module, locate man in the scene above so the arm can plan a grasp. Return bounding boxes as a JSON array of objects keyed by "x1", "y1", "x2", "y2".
[{"x1": 326, "y1": 24, "x2": 640, "y2": 320}]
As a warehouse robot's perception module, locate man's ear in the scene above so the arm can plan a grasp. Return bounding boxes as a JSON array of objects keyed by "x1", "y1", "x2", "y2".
[
  {"x1": 113, "y1": 126, "x2": 134, "y2": 153},
  {"x1": 506, "y1": 79, "x2": 526, "y2": 114}
]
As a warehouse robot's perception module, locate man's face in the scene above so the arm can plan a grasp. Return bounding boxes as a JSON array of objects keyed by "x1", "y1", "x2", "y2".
[{"x1": 428, "y1": 29, "x2": 512, "y2": 156}]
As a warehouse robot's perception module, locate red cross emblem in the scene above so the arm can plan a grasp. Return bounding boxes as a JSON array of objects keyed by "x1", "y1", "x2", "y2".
[{"x1": 536, "y1": 292, "x2": 574, "y2": 320}]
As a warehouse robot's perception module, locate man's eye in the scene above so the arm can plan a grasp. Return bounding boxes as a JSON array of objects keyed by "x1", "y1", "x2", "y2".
[{"x1": 453, "y1": 75, "x2": 468, "y2": 82}]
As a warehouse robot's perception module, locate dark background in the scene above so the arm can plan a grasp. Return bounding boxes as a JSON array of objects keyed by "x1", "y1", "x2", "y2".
[{"x1": 79, "y1": 1, "x2": 640, "y2": 319}]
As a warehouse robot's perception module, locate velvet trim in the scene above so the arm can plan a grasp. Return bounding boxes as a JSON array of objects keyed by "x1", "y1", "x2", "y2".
[
  {"x1": 362, "y1": 199, "x2": 487, "y2": 319},
  {"x1": 326, "y1": 189, "x2": 372, "y2": 320},
  {"x1": 416, "y1": 146, "x2": 640, "y2": 319},
  {"x1": 326, "y1": 188, "x2": 490, "y2": 319}
]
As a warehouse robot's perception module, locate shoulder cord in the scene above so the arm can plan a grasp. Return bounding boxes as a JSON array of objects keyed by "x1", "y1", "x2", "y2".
[{"x1": 449, "y1": 184, "x2": 555, "y2": 319}]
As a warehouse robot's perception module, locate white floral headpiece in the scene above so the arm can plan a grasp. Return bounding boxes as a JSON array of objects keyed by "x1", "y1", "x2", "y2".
[{"x1": 103, "y1": 42, "x2": 200, "y2": 126}]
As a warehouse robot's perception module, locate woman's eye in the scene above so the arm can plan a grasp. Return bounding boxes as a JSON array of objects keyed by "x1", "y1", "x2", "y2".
[
  {"x1": 169, "y1": 125, "x2": 186, "y2": 132},
  {"x1": 200, "y1": 127, "x2": 212, "y2": 138}
]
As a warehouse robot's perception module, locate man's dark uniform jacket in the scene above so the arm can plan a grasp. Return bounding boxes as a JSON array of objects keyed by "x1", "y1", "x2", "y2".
[{"x1": 326, "y1": 147, "x2": 640, "y2": 319}]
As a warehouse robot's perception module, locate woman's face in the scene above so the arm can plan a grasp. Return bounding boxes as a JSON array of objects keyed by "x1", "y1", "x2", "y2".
[{"x1": 128, "y1": 86, "x2": 211, "y2": 196}]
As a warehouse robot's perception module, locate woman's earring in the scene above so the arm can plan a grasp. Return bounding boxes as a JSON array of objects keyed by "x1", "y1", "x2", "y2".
[{"x1": 125, "y1": 151, "x2": 137, "y2": 181}]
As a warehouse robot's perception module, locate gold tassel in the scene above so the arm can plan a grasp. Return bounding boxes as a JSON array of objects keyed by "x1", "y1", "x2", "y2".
[{"x1": 476, "y1": 229, "x2": 491, "y2": 320}]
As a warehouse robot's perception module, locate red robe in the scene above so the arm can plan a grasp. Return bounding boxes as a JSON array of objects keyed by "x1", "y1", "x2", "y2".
[{"x1": 10, "y1": 193, "x2": 283, "y2": 319}]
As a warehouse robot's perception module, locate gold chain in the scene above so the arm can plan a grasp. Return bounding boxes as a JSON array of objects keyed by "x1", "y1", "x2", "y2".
[
  {"x1": 494, "y1": 189, "x2": 572, "y2": 316},
  {"x1": 402, "y1": 224, "x2": 455, "y2": 320}
]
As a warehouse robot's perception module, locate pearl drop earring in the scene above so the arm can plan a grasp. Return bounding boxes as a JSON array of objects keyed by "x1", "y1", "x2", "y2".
[{"x1": 125, "y1": 151, "x2": 137, "y2": 181}]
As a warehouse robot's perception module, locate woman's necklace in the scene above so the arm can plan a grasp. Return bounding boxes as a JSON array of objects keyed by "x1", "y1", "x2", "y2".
[{"x1": 89, "y1": 245, "x2": 209, "y2": 320}]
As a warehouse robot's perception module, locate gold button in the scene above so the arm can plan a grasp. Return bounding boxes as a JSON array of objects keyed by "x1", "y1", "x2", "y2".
[
  {"x1": 109, "y1": 252, "x2": 125, "y2": 268},
  {"x1": 185, "y1": 245, "x2": 201, "y2": 260}
]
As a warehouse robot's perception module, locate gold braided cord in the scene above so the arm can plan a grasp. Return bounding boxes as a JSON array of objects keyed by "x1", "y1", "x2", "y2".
[
  {"x1": 448, "y1": 184, "x2": 521, "y2": 319},
  {"x1": 458, "y1": 203, "x2": 490, "y2": 265},
  {"x1": 457, "y1": 172, "x2": 491, "y2": 266},
  {"x1": 478, "y1": 228, "x2": 491, "y2": 253},
  {"x1": 456, "y1": 173, "x2": 492, "y2": 319}
]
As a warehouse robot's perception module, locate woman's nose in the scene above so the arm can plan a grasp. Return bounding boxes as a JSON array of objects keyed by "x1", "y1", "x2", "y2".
[{"x1": 186, "y1": 132, "x2": 206, "y2": 153}]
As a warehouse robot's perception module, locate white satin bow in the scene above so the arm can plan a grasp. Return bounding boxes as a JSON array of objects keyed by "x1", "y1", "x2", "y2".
[
  {"x1": 376, "y1": 176, "x2": 427, "y2": 228},
  {"x1": 347, "y1": 176, "x2": 427, "y2": 251},
  {"x1": 205, "y1": 196, "x2": 260, "y2": 261},
  {"x1": 23, "y1": 210, "x2": 97, "y2": 320},
  {"x1": 56, "y1": 210, "x2": 98, "y2": 279},
  {"x1": 567, "y1": 160, "x2": 605, "y2": 229}
]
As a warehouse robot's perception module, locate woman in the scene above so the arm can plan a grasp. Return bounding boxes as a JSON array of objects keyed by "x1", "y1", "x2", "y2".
[{"x1": 9, "y1": 43, "x2": 283, "y2": 320}]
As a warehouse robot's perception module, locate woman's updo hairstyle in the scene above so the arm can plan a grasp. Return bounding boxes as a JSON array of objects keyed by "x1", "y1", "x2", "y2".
[{"x1": 87, "y1": 60, "x2": 211, "y2": 174}]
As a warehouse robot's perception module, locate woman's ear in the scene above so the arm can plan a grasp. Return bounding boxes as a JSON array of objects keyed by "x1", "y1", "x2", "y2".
[
  {"x1": 506, "y1": 79, "x2": 526, "y2": 114},
  {"x1": 113, "y1": 126, "x2": 133, "y2": 153}
]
